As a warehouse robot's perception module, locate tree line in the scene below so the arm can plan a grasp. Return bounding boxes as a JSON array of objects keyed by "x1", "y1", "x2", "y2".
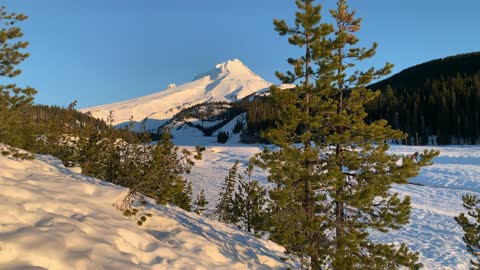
[{"x1": 366, "y1": 52, "x2": 480, "y2": 145}]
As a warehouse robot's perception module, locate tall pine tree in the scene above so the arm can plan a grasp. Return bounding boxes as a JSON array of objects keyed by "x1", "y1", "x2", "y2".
[
  {"x1": 254, "y1": 0, "x2": 438, "y2": 268},
  {"x1": 0, "y1": 6, "x2": 37, "y2": 154}
]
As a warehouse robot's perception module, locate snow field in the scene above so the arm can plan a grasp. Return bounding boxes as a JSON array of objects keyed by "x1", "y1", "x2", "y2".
[{"x1": 183, "y1": 143, "x2": 480, "y2": 270}]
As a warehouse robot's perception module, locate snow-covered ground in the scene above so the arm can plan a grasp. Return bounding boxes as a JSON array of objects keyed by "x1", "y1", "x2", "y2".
[
  {"x1": 1, "y1": 141, "x2": 479, "y2": 269},
  {"x1": 0, "y1": 147, "x2": 297, "y2": 270},
  {"x1": 181, "y1": 142, "x2": 480, "y2": 270}
]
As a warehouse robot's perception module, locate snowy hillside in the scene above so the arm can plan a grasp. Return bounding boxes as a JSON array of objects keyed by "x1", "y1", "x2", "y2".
[
  {"x1": 80, "y1": 59, "x2": 273, "y2": 129},
  {"x1": 0, "y1": 147, "x2": 297, "y2": 270}
]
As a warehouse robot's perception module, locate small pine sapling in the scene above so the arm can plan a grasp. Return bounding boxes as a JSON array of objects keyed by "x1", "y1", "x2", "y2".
[
  {"x1": 194, "y1": 189, "x2": 209, "y2": 215},
  {"x1": 233, "y1": 118, "x2": 244, "y2": 134},
  {"x1": 217, "y1": 131, "x2": 229, "y2": 144},
  {"x1": 455, "y1": 194, "x2": 480, "y2": 269},
  {"x1": 215, "y1": 161, "x2": 239, "y2": 223},
  {"x1": 233, "y1": 163, "x2": 267, "y2": 234}
]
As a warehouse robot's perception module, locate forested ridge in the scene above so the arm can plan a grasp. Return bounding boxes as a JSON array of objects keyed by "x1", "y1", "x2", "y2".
[
  {"x1": 366, "y1": 52, "x2": 480, "y2": 145},
  {"x1": 369, "y1": 52, "x2": 480, "y2": 91},
  {"x1": 30, "y1": 103, "x2": 108, "y2": 132}
]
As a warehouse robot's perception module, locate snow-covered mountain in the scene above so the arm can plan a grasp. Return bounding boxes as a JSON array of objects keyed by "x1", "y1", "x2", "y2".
[{"x1": 80, "y1": 59, "x2": 274, "y2": 129}]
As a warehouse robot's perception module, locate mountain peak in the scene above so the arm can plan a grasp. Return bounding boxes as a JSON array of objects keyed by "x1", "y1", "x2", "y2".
[
  {"x1": 215, "y1": 58, "x2": 242, "y2": 69},
  {"x1": 192, "y1": 59, "x2": 259, "y2": 81}
]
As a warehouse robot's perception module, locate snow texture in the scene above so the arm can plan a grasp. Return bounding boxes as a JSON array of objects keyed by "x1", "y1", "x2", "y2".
[{"x1": 0, "y1": 146, "x2": 297, "y2": 270}]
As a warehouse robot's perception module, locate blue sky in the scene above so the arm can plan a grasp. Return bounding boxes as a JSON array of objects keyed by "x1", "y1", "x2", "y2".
[{"x1": 3, "y1": 0, "x2": 480, "y2": 108}]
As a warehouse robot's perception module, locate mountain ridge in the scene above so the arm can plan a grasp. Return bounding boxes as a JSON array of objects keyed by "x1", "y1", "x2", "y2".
[{"x1": 368, "y1": 51, "x2": 480, "y2": 91}]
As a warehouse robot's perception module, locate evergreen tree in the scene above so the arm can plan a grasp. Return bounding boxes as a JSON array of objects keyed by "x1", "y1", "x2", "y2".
[
  {"x1": 232, "y1": 163, "x2": 267, "y2": 233},
  {"x1": 455, "y1": 195, "x2": 480, "y2": 269},
  {"x1": 217, "y1": 131, "x2": 229, "y2": 143},
  {"x1": 216, "y1": 161, "x2": 239, "y2": 223},
  {"x1": 233, "y1": 118, "x2": 244, "y2": 134},
  {"x1": 364, "y1": 53, "x2": 480, "y2": 145},
  {"x1": 76, "y1": 111, "x2": 125, "y2": 181},
  {"x1": 0, "y1": 6, "x2": 37, "y2": 154},
  {"x1": 131, "y1": 130, "x2": 201, "y2": 211},
  {"x1": 254, "y1": 0, "x2": 438, "y2": 268},
  {"x1": 46, "y1": 101, "x2": 83, "y2": 166},
  {"x1": 194, "y1": 189, "x2": 209, "y2": 215},
  {"x1": 77, "y1": 125, "x2": 111, "y2": 179},
  {"x1": 102, "y1": 111, "x2": 122, "y2": 182},
  {"x1": 115, "y1": 116, "x2": 144, "y2": 187},
  {"x1": 173, "y1": 180, "x2": 193, "y2": 212}
]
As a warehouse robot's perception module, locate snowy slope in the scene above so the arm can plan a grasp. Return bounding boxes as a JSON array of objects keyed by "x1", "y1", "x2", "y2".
[
  {"x1": 179, "y1": 143, "x2": 480, "y2": 270},
  {"x1": 80, "y1": 59, "x2": 272, "y2": 129},
  {"x1": 0, "y1": 147, "x2": 297, "y2": 270}
]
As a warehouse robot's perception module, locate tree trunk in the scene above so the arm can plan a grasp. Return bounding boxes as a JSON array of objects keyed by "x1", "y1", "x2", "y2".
[
  {"x1": 303, "y1": 34, "x2": 317, "y2": 270},
  {"x1": 303, "y1": 35, "x2": 314, "y2": 219},
  {"x1": 335, "y1": 145, "x2": 345, "y2": 247},
  {"x1": 335, "y1": 47, "x2": 345, "y2": 249}
]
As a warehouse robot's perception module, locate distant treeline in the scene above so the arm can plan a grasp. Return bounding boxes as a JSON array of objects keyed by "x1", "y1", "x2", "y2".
[
  {"x1": 366, "y1": 52, "x2": 480, "y2": 145},
  {"x1": 29, "y1": 103, "x2": 108, "y2": 133}
]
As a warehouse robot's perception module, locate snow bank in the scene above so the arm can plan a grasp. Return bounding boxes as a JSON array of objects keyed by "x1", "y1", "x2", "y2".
[{"x1": 0, "y1": 151, "x2": 296, "y2": 270}]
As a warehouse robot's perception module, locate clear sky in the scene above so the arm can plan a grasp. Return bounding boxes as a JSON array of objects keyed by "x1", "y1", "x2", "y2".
[{"x1": 3, "y1": 0, "x2": 480, "y2": 108}]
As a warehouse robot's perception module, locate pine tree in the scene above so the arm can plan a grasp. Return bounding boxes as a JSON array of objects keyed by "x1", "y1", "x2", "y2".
[
  {"x1": 194, "y1": 189, "x2": 209, "y2": 215},
  {"x1": 217, "y1": 131, "x2": 229, "y2": 143},
  {"x1": 233, "y1": 118, "x2": 244, "y2": 134},
  {"x1": 47, "y1": 101, "x2": 82, "y2": 166},
  {"x1": 0, "y1": 6, "x2": 37, "y2": 154},
  {"x1": 76, "y1": 111, "x2": 124, "y2": 181},
  {"x1": 132, "y1": 130, "x2": 200, "y2": 211},
  {"x1": 455, "y1": 195, "x2": 480, "y2": 269},
  {"x1": 115, "y1": 116, "x2": 144, "y2": 187},
  {"x1": 103, "y1": 111, "x2": 122, "y2": 182},
  {"x1": 232, "y1": 163, "x2": 267, "y2": 233},
  {"x1": 254, "y1": 0, "x2": 439, "y2": 268},
  {"x1": 173, "y1": 180, "x2": 193, "y2": 212},
  {"x1": 216, "y1": 161, "x2": 239, "y2": 223}
]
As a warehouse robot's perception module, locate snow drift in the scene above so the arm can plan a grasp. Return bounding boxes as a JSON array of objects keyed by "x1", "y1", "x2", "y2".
[{"x1": 0, "y1": 148, "x2": 296, "y2": 270}]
